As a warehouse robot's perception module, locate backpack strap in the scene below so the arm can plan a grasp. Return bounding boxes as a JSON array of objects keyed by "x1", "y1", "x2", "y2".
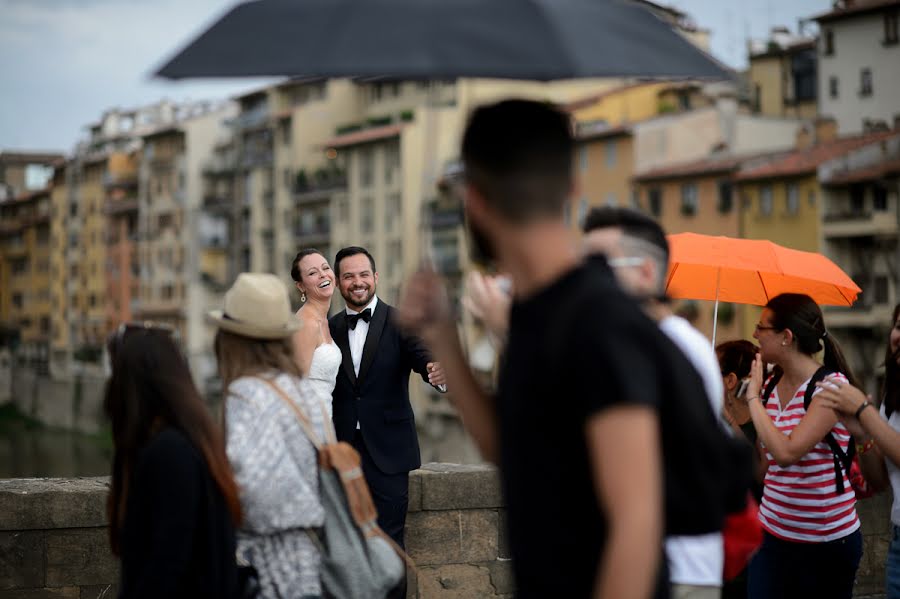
[
  {"x1": 761, "y1": 369, "x2": 782, "y2": 404},
  {"x1": 803, "y1": 367, "x2": 854, "y2": 494}
]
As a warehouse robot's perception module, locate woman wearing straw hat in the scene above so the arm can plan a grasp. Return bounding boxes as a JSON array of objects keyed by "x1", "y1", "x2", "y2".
[{"x1": 208, "y1": 272, "x2": 330, "y2": 599}]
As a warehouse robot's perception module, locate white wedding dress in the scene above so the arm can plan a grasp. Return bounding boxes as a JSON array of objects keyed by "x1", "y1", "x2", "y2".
[{"x1": 301, "y1": 341, "x2": 342, "y2": 421}]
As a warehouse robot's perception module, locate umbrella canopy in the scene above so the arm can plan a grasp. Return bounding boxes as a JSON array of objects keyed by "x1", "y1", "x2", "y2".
[
  {"x1": 156, "y1": 0, "x2": 731, "y2": 80},
  {"x1": 665, "y1": 233, "x2": 861, "y2": 308}
]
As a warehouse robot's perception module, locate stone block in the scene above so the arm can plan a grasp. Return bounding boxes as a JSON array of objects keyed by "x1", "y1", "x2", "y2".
[
  {"x1": 416, "y1": 564, "x2": 499, "y2": 599},
  {"x1": 417, "y1": 463, "x2": 502, "y2": 511},
  {"x1": 406, "y1": 510, "x2": 498, "y2": 566},
  {"x1": 0, "y1": 530, "x2": 44, "y2": 589},
  {"x1": 484, "y1": 559, "x2": 515, "y2": 595},
  {"x1": 44, "y1": 528, "x2": 118, "y2": 587},
  {"x1": 405, "y1": 566, "x2": 418, "y2": 599},
  {"x1": 858, "y1": 493, "x2": 892, "y2": 536},
  {"x1": 80, "y1": 584, "x2": 117, "y2": 599},
  {"x1": 0, "y1": 478, "x2": 109, "y2": 531},
  {"x1": 1, "y1": 589, "x2": 80, "y2": 599},
  {"x1": 408, "y1": 470, "x2": 423, "y2": 513},
  {"x1": 497, "y1": 510, "x2": 510, "y2": 560}
]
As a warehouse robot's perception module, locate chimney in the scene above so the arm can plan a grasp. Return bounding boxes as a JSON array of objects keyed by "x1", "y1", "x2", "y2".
[
  {"x1": 815, "y1": 117, "x2": 838, "y2": 144},
  {"x1": 795, "y1": 123, "x2": 814, "y2": 150}
]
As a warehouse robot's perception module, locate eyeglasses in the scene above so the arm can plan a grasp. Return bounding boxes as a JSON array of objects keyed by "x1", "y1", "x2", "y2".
[
  {"x1": 607, "y1": 256, "x2": 646, "y2": 269},
  {"x1": 754, "y1": 323, "x2": 778, "y2": 333}
]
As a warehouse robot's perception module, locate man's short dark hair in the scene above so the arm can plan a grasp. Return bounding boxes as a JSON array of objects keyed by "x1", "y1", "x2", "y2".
[
  {"x1": 461, "y1": 99, "x2": 573, "y2": 223},
  {"x1": 334, "y1": 246, "x2": 376, "y2": 277},
  {"x1": 582, "y1": 206, "x2": 670, "y2": 264}
]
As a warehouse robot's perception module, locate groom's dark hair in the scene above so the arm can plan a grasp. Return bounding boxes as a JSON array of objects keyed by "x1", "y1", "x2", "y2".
[
  {"x1": 462, "y1": 99, "x2": 573, "y2": 224},
  {"x1": 334, "y1": 246, "x2": 377, "y2": 277}
]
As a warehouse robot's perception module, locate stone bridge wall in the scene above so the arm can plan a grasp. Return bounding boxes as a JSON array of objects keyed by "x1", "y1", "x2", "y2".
[{"x1": 0, "y1": 465, "x2": 891, "y2": 598}]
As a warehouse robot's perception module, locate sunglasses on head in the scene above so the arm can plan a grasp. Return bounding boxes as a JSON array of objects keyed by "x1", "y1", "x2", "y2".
[{"x1": 111, "y1": 321, "x2": 179, "y2": 352}]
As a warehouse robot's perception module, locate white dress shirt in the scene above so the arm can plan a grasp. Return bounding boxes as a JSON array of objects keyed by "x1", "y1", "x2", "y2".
[{"x1": 346, "y1": 295, "x2": 378, "y2": 429}]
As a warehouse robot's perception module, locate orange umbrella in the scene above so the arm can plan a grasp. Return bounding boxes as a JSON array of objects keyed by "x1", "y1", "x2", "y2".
[{"x1": 665, "y1": 233, "x2": 861, "y2": 344}]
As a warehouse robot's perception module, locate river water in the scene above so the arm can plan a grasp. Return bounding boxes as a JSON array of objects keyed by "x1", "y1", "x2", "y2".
[{"x1": 0, "y1": 413, "x2": 112, "y2": 479}]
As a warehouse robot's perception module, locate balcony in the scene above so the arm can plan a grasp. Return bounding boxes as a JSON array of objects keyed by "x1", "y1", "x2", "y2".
[
  {"x1": 200, "y1": 235, "x2": 228, "y2": 249},
  {"x1": 202, "y1": 195, "x2": 232, "y2": 214},
  {"x1": 822, "y1": 210, "x2": 898, "y2": 238},
  {"x1": 202, "y1": 155, "x2": 237, "y2": 175},
  {"x1": 104, "y1": 197, "x2": 139, "y2": 216},
  {"x1": 240, "y1": 151, "x2": 273, "y2": 169},
  {"x1": 430, "y1": 205, "x2": 464, "y2": 230},
  {"x1": 293, "y1": 177, "x2": 347, "y2": 205}
]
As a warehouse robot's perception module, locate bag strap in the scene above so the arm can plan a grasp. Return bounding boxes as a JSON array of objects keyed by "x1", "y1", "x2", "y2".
[
  {"x1": 761, "y1": 369, "x2": 781, "y2": 404},
  {"x1": 254, "y1": 375, "x2": 338, "y2": 447},
  {"x1": 802, "y1": 367, "x2": 855, "y2": 494}
]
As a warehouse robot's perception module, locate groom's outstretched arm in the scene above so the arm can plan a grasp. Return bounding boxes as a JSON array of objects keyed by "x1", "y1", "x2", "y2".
[{"x1": 396, "y1": 271, "x2": 498, "y2": 464}]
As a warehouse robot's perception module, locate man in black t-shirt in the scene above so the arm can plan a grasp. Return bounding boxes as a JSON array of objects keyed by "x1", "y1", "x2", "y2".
[{"x1": 398, "y1": 100, "x2": 667, "y2": 599}]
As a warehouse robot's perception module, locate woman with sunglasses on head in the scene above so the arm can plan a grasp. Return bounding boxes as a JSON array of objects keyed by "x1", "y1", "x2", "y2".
[
  {"x1": 815, "y1": 303, "x2": 900, "y2": 597},
  {"x1": 743, "y1": 293, "x2": 863, "y2": 599},
  {"x1": 210, "y1": 273, "x2": 330, "y2": 599},
  {"x1": 104, "y1": 322, "x2": 242, "y2": 599}
]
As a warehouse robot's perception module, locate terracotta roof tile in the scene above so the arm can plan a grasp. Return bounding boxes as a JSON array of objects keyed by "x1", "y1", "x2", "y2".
[
  {"x1": 735, "y1": 131, "x2": 899, "y2": 181},
  {"x1": 824, "y1": 157, "x2": 900, "y2": 185},
  {"x1": 633, "y1": 153, "x2": 763, "y2": 182}
]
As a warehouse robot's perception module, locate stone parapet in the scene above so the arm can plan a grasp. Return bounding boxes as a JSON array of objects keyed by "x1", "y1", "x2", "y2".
[{"x1": 0, "y1": 466, "x2": 891, "y2": 598}]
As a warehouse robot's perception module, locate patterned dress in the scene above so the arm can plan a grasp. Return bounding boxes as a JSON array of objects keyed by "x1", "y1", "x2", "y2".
[{"x1": 225, "y1": 371, "x2": 330, "y2": 598}]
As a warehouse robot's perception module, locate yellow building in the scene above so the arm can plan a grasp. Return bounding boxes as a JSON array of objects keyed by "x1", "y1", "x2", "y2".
[
  {"x1": 747, "y1": 28, "x2": 817, "y2": 119},
  {"x1": 76, "y1": 156, "x2": 109, "y2": 348},
  {"x1": 570, "y1": 124, "x2": 635, "y2": 231},
  {"x1": 0, "y1": 188, "x2": 53, "y2": 369},
  {"x1": 567, "y1": 81, "x2": 716, "y2": 127},
  {"x1": 631, "y1": 154, "x2": 754, "y2": 343},
  {"x1": 49, "y1": 163, "x2": 69, "y2": 366},
  {"x1": 733, "y1": 128, "x2": 897, "y2": 339}
]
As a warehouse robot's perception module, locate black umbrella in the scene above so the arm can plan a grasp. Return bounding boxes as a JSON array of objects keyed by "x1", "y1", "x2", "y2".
[{"x1": 156, "y1": 0, "x2": 730, "y2": 81}]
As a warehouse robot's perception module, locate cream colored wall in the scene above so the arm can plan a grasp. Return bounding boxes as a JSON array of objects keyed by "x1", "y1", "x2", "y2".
[
  {"x1": 49, "y1": 174, "x2": 68, "y2": 353},
  {"x1": 634, "y1": 107, "x2": 721, "y2": 173},
  {"x1": 572, "y1": 135, "x2": 634, "y2": 232}
]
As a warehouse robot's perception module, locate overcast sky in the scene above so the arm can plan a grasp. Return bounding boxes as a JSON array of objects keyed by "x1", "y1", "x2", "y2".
[{"x1": 0, "y1": 0, "x2": 828, "y2": 153}]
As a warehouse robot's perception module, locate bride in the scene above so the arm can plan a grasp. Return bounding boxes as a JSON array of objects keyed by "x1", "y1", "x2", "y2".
[{"x1": 290, "y1": 249, "x2": 342, "y2": 418}]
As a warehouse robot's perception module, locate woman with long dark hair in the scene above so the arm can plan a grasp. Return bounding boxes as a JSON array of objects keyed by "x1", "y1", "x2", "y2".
[
  {"x1": 744, "y1": 293, "x2": 862, "y2": 599},
  {"x1": 104, "y1": 322, "x2": 242, "y2": 598},
  {"x1": 816, "y1": 303, "x2": 900, "y2": 597}
]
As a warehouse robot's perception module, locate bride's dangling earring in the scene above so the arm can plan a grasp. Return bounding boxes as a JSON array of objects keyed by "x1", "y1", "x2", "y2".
[{"x1": 300, "y1": 290, "x2": 307, "y2": 302}]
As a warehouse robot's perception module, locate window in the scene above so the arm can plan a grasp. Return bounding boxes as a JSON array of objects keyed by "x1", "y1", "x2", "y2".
[
  {"x1": 885, "y1": 10, "x2": 899, "y2": 45},
  {"x1": 360, "y1": 197, "x2": 374, "y2": 233},
  {"x1": 605, "y1": 140, "x2": 617, "y2": 168},
  {"x1": 604, "y1": 192, "x2": 617, "y2": 207},
  {"x1": 359, "y1": 148, "x2": 374, "y2": 187},
  {"x1": 387, "y1": 240, "x2": 403, "y2": 277},
  {"x1": 860, "y1": 68, "x2": 873, "y2": 97},
  {"x1": 823, "y1": 29, "x2": 834, "y2": 55},
  {"x1": 874, "y1": 184, "x2": 888, "y2": 211},
  {"x1": 11, "y1": 293, "x2": 22, "y2": 309},
  {"x1": 162, "y1": 285, "x2": 174, "y2": 300},
  {"x1": 680, "y1": 184, "x2": 698, "y2": 216},
  {"x1": 630, "y1": 188, "x2": 641, "y2": 209},
  {"x1": 760, "y1": 186, "x2": 773, "y2": 216},
  {"x1": 874, "y1": 275, "x2": 890, "y2": 304},
  {"x1": 829, "y1": 76, "x2": 839, "y2": 99},
  {"x1": 579, "y1": 147, "x2": 588, "y2": 172},
  {"x1": 808, "y1": 190, "x2": 816, "y2": 206},
  {"x1": 717, "y1": 180, "x2": 733, "y2": 214},
  {"x1": 384, "y1": 142, "x2": 400, "y2": 185},
  {"x1": 337, "y1": 198, "x2": 349, "y2": 222},
  {"x1": 648, "y1": 188, "x2": 662, "y2": 217},
  {"x1": 385, "y1": 193, "x2": 401, "y2": 232},
  {"x1": 786, "y1": 183, "x2": 799, "y2": 215},
  {"x1": 11, "y1": 257, "x2": 28, "y2": 275}
]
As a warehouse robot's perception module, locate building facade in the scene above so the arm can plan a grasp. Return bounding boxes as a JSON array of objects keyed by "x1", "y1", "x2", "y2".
[
  {"x1": 747, "y1": 27, "x2": 818, "y2": 119},
  {"x1": 815, "y1": 0, "x2": 900, "y2": 134}
]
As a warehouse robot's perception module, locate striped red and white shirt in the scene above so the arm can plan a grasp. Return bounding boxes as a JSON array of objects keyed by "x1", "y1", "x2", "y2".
[{"x1": 758, "y1": 372, "x2": 860, "y2": 543}]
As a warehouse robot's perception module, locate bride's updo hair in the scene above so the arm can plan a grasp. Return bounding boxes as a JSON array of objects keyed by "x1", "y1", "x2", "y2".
[{"x1": 291, "y1": 248, "x2": 326, "y2": 283}]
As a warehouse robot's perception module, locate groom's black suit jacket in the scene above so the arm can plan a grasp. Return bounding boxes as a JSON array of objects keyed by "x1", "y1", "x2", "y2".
[{"x1": 329, "y1": 300, "x2": 434, "y2": 475}]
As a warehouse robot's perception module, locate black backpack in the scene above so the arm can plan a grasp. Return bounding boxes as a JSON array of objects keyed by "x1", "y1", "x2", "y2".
[{"x1": 761, "y1": 366, "x2": 855, "y2": 494}]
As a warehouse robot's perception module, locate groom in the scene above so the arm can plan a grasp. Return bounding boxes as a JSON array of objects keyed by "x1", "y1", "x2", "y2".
[{"x1": 329, "y1": 245, "x2": 446, "y2": 549}]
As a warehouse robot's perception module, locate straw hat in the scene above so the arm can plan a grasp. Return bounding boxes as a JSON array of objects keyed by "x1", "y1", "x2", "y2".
[{"x1": 207, "y1": 273, "x2": 301, "y2": 339}]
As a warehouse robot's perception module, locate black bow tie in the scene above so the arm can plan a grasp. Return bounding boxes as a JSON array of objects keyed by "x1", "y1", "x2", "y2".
[{"x1": 346, "y1": 308, "x2": 372, "y2": 330}]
